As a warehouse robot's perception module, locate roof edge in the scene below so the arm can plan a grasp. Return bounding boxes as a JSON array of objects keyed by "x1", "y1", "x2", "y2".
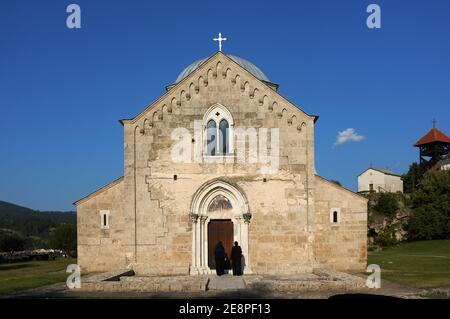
[
  {"x1": 129, "y1": 52, "x2": 221, "y2": 124},
  {"x1": 315, "y1": 175, "x2": 368, "y2": 201},
  {"x1": 73, "y1": 176, "x2": 124, "y2": 206},
  {"x1": 126, "y1": 51, "x2": 317, "y2": 124},
  {"x1": 216, "y1": 53, "x2": 318, "y2": 122},
  {"x1": 357, "y1": 167, "x2": 402, "y2": 177},
  {"x1": 414, "y1": 127, "x2": 450, "y2": 146}
]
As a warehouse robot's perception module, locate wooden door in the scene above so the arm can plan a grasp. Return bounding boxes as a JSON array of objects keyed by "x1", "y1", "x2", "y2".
[{"x1": 208, "y1": 220, "x2": 233, "y2": 269}]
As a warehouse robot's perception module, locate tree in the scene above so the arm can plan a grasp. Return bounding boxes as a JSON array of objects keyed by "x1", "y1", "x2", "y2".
[
  {"x1": 408, "y1": 170, "x2": 450, "y2": 240},
  {"x1": 374, "y1": 193, "x2": 399, "y2": 219},
  {"x1": 0, "y1": 233, "x2": 26, "y2": 252},
  {"x1": 48, "y1": 223, "x2": 77, "y2": 253},
  {"x1": 402, "y1": 162, "x2": 425, "y2": 194},
  {"x1": 374, "y1": 227, "x2": 398, "y2": 247}
]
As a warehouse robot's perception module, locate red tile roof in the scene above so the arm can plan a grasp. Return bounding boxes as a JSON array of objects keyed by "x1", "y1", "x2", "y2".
[{"x1": 414, "y1": 128, "x2": 450, "y2": 147}]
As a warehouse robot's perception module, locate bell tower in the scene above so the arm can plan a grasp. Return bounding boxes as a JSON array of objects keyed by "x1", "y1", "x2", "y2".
[{"x1": 414, "y1": 122, "x2": 450, "y2": 169}]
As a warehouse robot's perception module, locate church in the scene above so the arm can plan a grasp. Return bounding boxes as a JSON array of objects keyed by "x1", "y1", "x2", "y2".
[{"x1": 74, "y1": 45, "x2": 368, "y2": 276}]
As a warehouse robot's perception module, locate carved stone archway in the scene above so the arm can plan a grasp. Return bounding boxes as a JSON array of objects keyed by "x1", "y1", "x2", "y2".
[{"x1": 190, "y1": 180, "x2": 252, "y2": 275}]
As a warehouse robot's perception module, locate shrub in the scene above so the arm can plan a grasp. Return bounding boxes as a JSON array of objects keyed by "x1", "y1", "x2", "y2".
[
  {"x1": 408, "y1": 171, "x2": 450, "y2": 240},
  {"x1": 375, "y1": 228, "x2": 398, "y2": 247},
  {"x1": 375, "y1": 193, "x2": 399, "y2": 219},
  {"x1": 0, "y1": 233, "x2": 26, "y2": 252},
  {"x1": 402, "y1": 162, "x2": 426, "y2": 194},
  {"x1": 48, "y1": 223, "x2": 77, "y2": 253}
]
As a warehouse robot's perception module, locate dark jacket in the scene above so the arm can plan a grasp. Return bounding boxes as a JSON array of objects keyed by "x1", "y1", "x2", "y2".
[
  {"x1": 231, "y1": 245, "x2": 242, "y2": 260},
  {"x1": 214, "y1": 244, "x2": 225, "y2": 259}
]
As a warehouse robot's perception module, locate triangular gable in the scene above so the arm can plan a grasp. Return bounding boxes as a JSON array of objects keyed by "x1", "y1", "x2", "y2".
[
  {"x1": 73, "y1": 176, "x2": 123, "y2": 206},
  {"x1": 120, "y1": 51, "x2": 318, "y2": 125}
]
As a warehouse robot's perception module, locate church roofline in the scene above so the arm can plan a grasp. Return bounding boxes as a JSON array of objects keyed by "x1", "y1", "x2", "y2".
[
  {"x1": 125, "y1": 52, "x2": 219, "y2": 124},
  {"x1": 73, "y1": 176, "x2": 124, "y2": 206},
  {"x1": 165, "y1": 79, "x2": 279, "y2": 93},
  {"x1": 357, "y1": 167, "x2": 402, "y2": 177},
  {"x1": 119, "y1": 119, "x2": 132, "y2": 126},
  {"x1": 120, "y1": 51, "x2": 317, "y2": 125},
  {"x1": 315, "y1": 175, "x2": 368, "y2": 201}
]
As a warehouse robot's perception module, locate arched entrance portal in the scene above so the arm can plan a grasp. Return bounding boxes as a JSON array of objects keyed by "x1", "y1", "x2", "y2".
[{"x1": 190, "y1": 180, "x2": 252, "y2": 275}]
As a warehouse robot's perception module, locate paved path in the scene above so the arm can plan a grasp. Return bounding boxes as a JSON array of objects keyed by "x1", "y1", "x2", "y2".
[
  {"x1": 0, "y1": 276, "x2": 435, "y2": 299},
  {"x1": 207, "y1": 275, "x2": 246, "y2": 290}
]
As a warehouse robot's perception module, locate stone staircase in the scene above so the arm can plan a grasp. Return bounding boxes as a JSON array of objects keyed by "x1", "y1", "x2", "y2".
[{"x1": 79, "y1": 268, "x2": 367, "y2": 293}]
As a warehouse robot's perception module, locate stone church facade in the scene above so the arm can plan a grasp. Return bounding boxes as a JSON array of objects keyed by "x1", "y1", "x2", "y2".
[{"x1": 75, "y1": 52, "x2": 368, "y2": 276}]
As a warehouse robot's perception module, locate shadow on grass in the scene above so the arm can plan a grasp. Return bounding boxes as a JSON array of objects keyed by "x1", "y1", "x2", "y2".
[{"x1": 0, "y1": 264, "x2": 36, "y2": 271}]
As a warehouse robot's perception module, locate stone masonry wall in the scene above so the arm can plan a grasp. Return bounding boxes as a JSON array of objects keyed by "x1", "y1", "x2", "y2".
[
  {"x1": 123, "y1": 52, "x2": 316, "y2": 275},
  {"x1": 314, "y1": 176, "x2": 368, "y2": 271},
  {"x1": 77, "y1": 178, "x2": 136, "y2": 273},
  {"x1": 76, "y1": 52, "x2": 367, "y2": 276}
]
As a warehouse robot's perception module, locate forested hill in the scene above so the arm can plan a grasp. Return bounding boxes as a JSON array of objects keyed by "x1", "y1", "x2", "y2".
[{"x1": 0, "y1": 200, "x2": 76, "y2": 239}]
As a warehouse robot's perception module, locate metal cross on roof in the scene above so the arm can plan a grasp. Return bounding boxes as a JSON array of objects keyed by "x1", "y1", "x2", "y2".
[
  {"x1": 432, "y1": 118, "x2": 437, "y2": 128},
  {"x1": 213, "y1": 33, "x2": 227, "y2": 52}
]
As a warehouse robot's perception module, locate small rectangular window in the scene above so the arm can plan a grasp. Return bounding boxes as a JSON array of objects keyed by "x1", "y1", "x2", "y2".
[
  {"x1": 100, "y1": 210, "x2": 110, "y2": 229},
  {"x1": 333, "y1": 211, "x2": 338, "y2": 223}
]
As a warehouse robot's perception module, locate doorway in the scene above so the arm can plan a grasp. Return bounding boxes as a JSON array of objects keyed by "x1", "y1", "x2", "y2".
[
  {"x1": 189, "y1": 180, "x2": 252, "y2": 275},
  {"x1": 208, "y1": 219, "x2": 233, "y2": 269}
]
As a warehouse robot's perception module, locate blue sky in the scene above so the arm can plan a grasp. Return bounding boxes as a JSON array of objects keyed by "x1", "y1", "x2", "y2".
[{"x1": 1, "y1": 0, "x2": 449, "y2": 211}]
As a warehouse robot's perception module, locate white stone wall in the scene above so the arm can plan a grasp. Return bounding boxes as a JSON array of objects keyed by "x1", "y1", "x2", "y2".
[
  {"x1": 358, "y1": 169, "x2": 385, "y2": 192},
  {"x1": 384, "y1": 174, "x2": 403, "y2": 193},
  {"x1": 358, "y1": 168, "x2": 403, "y2": 193}
]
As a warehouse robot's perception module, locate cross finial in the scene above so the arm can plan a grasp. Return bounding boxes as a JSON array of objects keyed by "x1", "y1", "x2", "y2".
[
  {"x1": 213, "y1": 32, "x2": 227, "y2": 52},
  {"x1": 432, "y1": 118, "x2": 437, "y2": 128}
]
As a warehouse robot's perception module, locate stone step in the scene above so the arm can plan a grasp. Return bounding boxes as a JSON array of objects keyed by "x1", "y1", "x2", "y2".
[
  {"x1": 207, "y1": 275, "x2": 246, "y2": 290},
  {"x1": 80, "y1": 275, "x2": 209, "y2": 293},
  {"x1": 79, "y1": 269, "x2": 367, "y2": 293}
]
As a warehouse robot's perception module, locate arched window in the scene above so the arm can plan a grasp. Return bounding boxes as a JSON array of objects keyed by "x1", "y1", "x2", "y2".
[
  {"x1": 206, "y1": 120, "x2": 216, "y2": 155},
  {"x1": 330, "y1": 208, "x2": 340, "y2": 224},
  {"x1": 219, "y1": 119, "x2": 229, "y2": 154},
  {"x1": 203, "y1": 104, "x2": 234, "y2": 156}
]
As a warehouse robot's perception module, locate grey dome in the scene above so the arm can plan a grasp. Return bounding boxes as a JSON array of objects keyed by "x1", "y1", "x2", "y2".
[{"x1": 175, "y1": 55, "x2": 270, "y2": 83}]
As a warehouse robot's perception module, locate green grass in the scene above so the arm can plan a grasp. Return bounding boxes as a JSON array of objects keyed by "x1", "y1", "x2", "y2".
[
  {"x1": 368, "y1": 240, "x2": 450, "y2": 288},
  {"x1": 0, "y1": 258, "x2": 76, "y2": 295}
]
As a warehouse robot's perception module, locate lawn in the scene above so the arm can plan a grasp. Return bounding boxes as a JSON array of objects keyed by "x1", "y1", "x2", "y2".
[
  {"x1": 368, "y1": 240, "x2": 450, "y2": 289},
  {"x1": 0, "y1": 258, "x2": 76, "y2": 295}
]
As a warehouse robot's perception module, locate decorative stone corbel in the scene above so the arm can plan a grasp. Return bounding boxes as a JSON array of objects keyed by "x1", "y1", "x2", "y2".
[{"x1": 190, "y1": 213, "x2": 199, "y2": 224}]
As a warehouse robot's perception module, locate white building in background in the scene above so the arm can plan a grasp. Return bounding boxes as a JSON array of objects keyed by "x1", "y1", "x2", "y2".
[
  {"x1": 358, "y1": 167, "x2": 403, "y2": 193},
  {"x1": 435, "y1": 156, "x2": 450, "y2": 171}
]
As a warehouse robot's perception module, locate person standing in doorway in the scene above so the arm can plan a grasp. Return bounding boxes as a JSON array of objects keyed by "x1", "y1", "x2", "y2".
[
  {"x1": 214, "y1": 241, "x2": 226, "y2": 276},
  {"x1": 230, "y1": 241, "x2": 243, "y2": 276}
]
